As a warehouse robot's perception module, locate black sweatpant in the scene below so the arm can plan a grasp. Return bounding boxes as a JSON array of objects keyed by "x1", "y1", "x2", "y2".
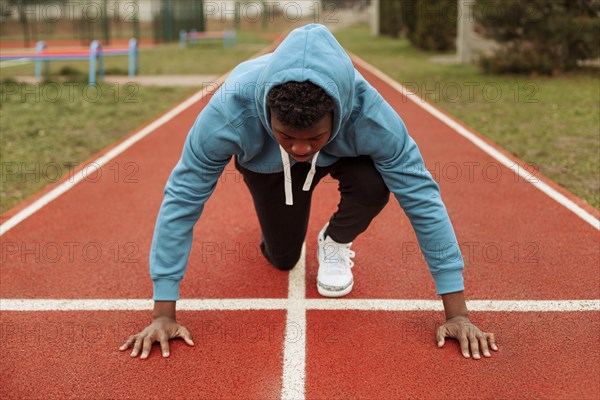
[{"x1": 234, "y1": 155, "x2": 390, "y2": 270}]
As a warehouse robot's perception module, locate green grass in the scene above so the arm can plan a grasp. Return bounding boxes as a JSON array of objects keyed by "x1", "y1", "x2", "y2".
[
  {"x1": 334, "y1": 26, "x2": 600, "y2": 210},
  {"x1": 0, "y1": 80, "x2": 201, "y2": 213}
]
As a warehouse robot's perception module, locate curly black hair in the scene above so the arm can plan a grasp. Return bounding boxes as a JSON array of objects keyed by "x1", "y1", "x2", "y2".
[{"x1": 266, "y1": 81, "x2": 334, "y2": 130}]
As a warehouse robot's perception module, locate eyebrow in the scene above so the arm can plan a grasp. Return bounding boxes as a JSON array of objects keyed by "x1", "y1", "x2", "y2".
[{"x1": 276, "y1": 129, "x2": 329, "y2": 140}]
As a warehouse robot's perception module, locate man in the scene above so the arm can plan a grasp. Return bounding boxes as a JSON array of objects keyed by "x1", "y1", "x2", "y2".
[{"x1": 120, "y1": 23, "x2": 497, "y2": 360}]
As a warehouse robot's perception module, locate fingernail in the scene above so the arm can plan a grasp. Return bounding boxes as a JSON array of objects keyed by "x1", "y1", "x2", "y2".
[
  {"x1": 463, "y1": 353, "x2": 470, "y2": 358},
  {"x1": 484, "y1": 351, "x2": 491, "y2": 357},
  {"x1": 473, "y1": 353, "x2": 480, "y2": 359},
  {"x1": 163, "y1": 352, "x2": 169, "y2": 357}
]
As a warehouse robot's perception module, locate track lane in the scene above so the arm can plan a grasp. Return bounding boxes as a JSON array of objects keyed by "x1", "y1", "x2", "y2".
[
  {"x1": 306, "y1": 310, "x2": 600, "y2": 399},
  {"x1": 1, "y1": 310, "x2": 287, "y2": 399}
]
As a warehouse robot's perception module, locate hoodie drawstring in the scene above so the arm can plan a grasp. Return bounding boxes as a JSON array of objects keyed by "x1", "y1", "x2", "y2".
[
  {"x1": 303, "y1": 150, "x2": 319, "y2": 191},
  {"x1": 279, "y1": 145, "x2": 320, "y2": 206},
  {"x1": 279, "y1": 145, "x2": 293, "y2": 205}
]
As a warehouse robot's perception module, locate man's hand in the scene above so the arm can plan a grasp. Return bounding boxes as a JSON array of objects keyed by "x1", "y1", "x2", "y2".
[
  {"x1": 119, "y1": 316, "x2": 194, "y2": 359},
  {"x1": 436, "y1": 315, "x2": 498, "y2": 359}
]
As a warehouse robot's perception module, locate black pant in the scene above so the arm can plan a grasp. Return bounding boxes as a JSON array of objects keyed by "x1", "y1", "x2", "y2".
[{"x1": 234, "y1": 155, "x2": 390, "y2": 270}]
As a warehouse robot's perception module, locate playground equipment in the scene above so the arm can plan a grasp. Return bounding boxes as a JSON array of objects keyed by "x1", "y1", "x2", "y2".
[
  {"x1": 0, "y1": 38, "x2": 139, "y2": 86},
  {"x1": 179, "y1": 30, "x2": 237, "y2": 48}
]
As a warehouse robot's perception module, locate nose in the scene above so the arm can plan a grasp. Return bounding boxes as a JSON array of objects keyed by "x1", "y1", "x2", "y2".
[{"x1": 291, "y1": 142, "x2": 311, "y2": 156}]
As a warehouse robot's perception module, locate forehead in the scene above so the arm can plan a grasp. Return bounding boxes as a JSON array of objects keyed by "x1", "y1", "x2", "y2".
[
  {"x1": 271, "y1": 116, "x2": 331, "y2": 139},
  {"x1": 270, "y1": 112, "x2": 332, "y2": 130}
]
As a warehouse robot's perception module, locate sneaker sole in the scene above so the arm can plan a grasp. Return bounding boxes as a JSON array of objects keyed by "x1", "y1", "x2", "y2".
[{"x1": 317, "y1": 281, "x2": 354, "y2": 297}]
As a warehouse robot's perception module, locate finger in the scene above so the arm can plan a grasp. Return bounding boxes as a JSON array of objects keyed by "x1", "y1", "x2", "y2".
[
  {"x1": 130, "y1": 336, "x2": 144, "y2": 357},
  {"x1": 487, "y1": 332, "x2": 498, "y2": 351},
  {"x1": 479, "y1": 333, "x2": 491, "y2": 357},
  {"x1": 159, "y1": 335, "x2": 170, "y2": 358},
  {"x1": 178, "y1": 327, "x2": 195, "y2": 346},
  {"x1": 436, "y1": 326, "x2": 446, "y2": 347},
  {"x1": 458, "y1": 336, "x2": 470, "y2": 358},
  {"x1": 119, "y1": 335, "x2": 136, "y2": 351},
  {"x1": 140, "y1": 335, "x2": 154, "y2": 359},
  {"x1": 469, "y1": 335, "x2": 480, "y2": 359}
]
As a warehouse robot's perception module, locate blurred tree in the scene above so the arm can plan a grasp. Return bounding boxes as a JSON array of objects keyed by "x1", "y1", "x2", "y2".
[
  {"x1": 378, "y1": 0, "x2": 457, "y2": 52},
  {"x1": 475, "y1": 0, "x2": 600, "y2": 74},
  {"x1": 412, "y1": 0, "x2": 457, "y2": 51},
  {"x1": 379, "y1": 0, "x2": 403, "y2": 38}
]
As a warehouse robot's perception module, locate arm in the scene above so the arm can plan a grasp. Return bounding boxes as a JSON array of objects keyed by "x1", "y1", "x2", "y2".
[
  {"x1": 150, "y1": 101, "x2": 241, "y2": 301},
  {"x1": 120, "y1": 101, "x2": 240, "y2": 359},
  {"x1": 355, "y1": 96, "x2": 497, "y2": 359},
  {"x1": 355, "y1": 97, "x2": 464, "y2": 296}
]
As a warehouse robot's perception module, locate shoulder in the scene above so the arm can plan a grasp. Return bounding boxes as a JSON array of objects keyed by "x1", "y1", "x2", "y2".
[
  {"x1": 351, "y1": 69, "x2": 385, "y2": 119},
  {"x1": 208, "y1": 53, "x2": 273, "y2": 125}
]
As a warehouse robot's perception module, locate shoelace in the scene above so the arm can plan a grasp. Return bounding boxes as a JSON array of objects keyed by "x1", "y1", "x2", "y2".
[{"x1": 337, "y1": 243, "x2": 355, "y2": 271}]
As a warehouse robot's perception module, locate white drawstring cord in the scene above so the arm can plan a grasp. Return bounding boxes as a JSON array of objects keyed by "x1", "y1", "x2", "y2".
[
  {"x1": 279, "y1": 146, "x2": 320, "y2": 206},
  {"x1": 279, "y1": 145, "x2": 294, "y2": 205},
  {"x1": 302, "y1": 150, "x2": 319, "y2": 191}
]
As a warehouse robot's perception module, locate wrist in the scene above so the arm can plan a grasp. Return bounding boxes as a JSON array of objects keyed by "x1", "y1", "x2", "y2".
[
  {"x1": 441, "y1": 290, "x2": 469, "y2": 320},
  {"x1": 153, "y1": 300, "x2": 176, "y2": 320}
]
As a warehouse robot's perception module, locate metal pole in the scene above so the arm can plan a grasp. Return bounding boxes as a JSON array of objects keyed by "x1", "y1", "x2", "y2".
[
  {"x1": 262, "y1": 1, "x2": 268, "y2": 31},
  {"x1": 133, "y1": 0, "x2": 140, "y2": 40},
  {"x1": 165, "y1": 0, "x2": 173, "y2": 42},
  {"x1": 371, "y1": 0, "x2": 380, "y2": 36},
  {"x1": 457, "y1": 0, "x2": 474, "y2": 63},
  {"x1": 234, "y1": 1, "x2": 241, "y2": 31},
  {"x1": 103, "y1": 0, "x2": 110, "y2": 45},
  {"x1": 89, "y1": 41, "x2": 100, "y2": 86},
  {"x1": 19, "y1": 0, "x2": 30, "y2": 47},
  {"x1": 35, "y1": 41, "x2": 47, "y2": 79},
  {"x1": 128, "y1": 38, "x2": 138, "y2": 77},
  {"x1": 198, "y1": 0, "x2": 205, "y2": 32}
]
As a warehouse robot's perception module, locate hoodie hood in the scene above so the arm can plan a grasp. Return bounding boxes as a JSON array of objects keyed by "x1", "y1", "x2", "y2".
[
  {"x1": 255, "y1": 23, "x2": 356, "y2": 205},
  {"x1": 256, "y1": 23, "x2": 355, "y2": 142}
]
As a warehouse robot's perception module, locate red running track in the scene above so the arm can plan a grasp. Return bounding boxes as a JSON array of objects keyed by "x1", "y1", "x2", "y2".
[{"x1": 1, "y1": 40, "x2": 599, "y2": 399}]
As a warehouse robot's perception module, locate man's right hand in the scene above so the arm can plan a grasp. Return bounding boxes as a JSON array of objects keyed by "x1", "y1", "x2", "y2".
[{"x1": 119, "y1": 316, "x2": 194, "y2": 359}]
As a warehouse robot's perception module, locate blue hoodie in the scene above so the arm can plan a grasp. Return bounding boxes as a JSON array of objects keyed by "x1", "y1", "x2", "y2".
[{"x1": 150, "y1": 24, "x2": 464, "y2": 301}]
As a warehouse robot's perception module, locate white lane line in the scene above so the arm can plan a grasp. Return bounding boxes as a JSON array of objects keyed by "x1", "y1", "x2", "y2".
[
  {"x1": 0, "y1": 80, "x2": 225, "y2": 236},
  {"x1": 0, "y1": 298, "x2": 287, "y2": 311},
  {"x1": 349, "y1": 53, "x2": 600, "y2": 231},
  {"x1": 281, "y1": 241, "x2": 307, "y2": 400},
  {"x1": 305, "y1": 299, "x2": 600, "y2": 312},
  {"x1": 2, "y1": 298, "x2": 599, "y2": 312}
]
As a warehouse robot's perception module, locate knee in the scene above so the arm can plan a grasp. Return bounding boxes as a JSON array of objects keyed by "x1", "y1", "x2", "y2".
[
  {"x1": 359, "y1": 178, "x2": 390, "y2": 207},
  {"x1": 347, "y1": 158, "x2": 390, "y2": 207},
  {"x1": 271, "y1": 257, "x2": 298, "y2": 271},
  {"x1": 270, "y1": 251, "x2": 302, "y2": 271},
  {"x1": 261, "y1": 241, "x2": 302, "y2": 271}
]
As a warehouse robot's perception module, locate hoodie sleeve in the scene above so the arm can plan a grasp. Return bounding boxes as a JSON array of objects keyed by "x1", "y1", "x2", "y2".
[
  {"x1": 149, "y1": 101, "x2": 240, "y2": 301},
  {"x1": 355, "y1": 97, "x2": 464, "y2": 296}
]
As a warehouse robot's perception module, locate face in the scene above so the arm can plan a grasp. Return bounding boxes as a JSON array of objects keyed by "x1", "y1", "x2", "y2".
[{"x1": 270, "y1": 111, "x2": 333, "y2": 162}]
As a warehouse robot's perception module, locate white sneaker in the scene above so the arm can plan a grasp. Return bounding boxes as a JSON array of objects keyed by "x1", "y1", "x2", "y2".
[{"x1": 317, "y1": 222, "x2": 355, "y2": 297}]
